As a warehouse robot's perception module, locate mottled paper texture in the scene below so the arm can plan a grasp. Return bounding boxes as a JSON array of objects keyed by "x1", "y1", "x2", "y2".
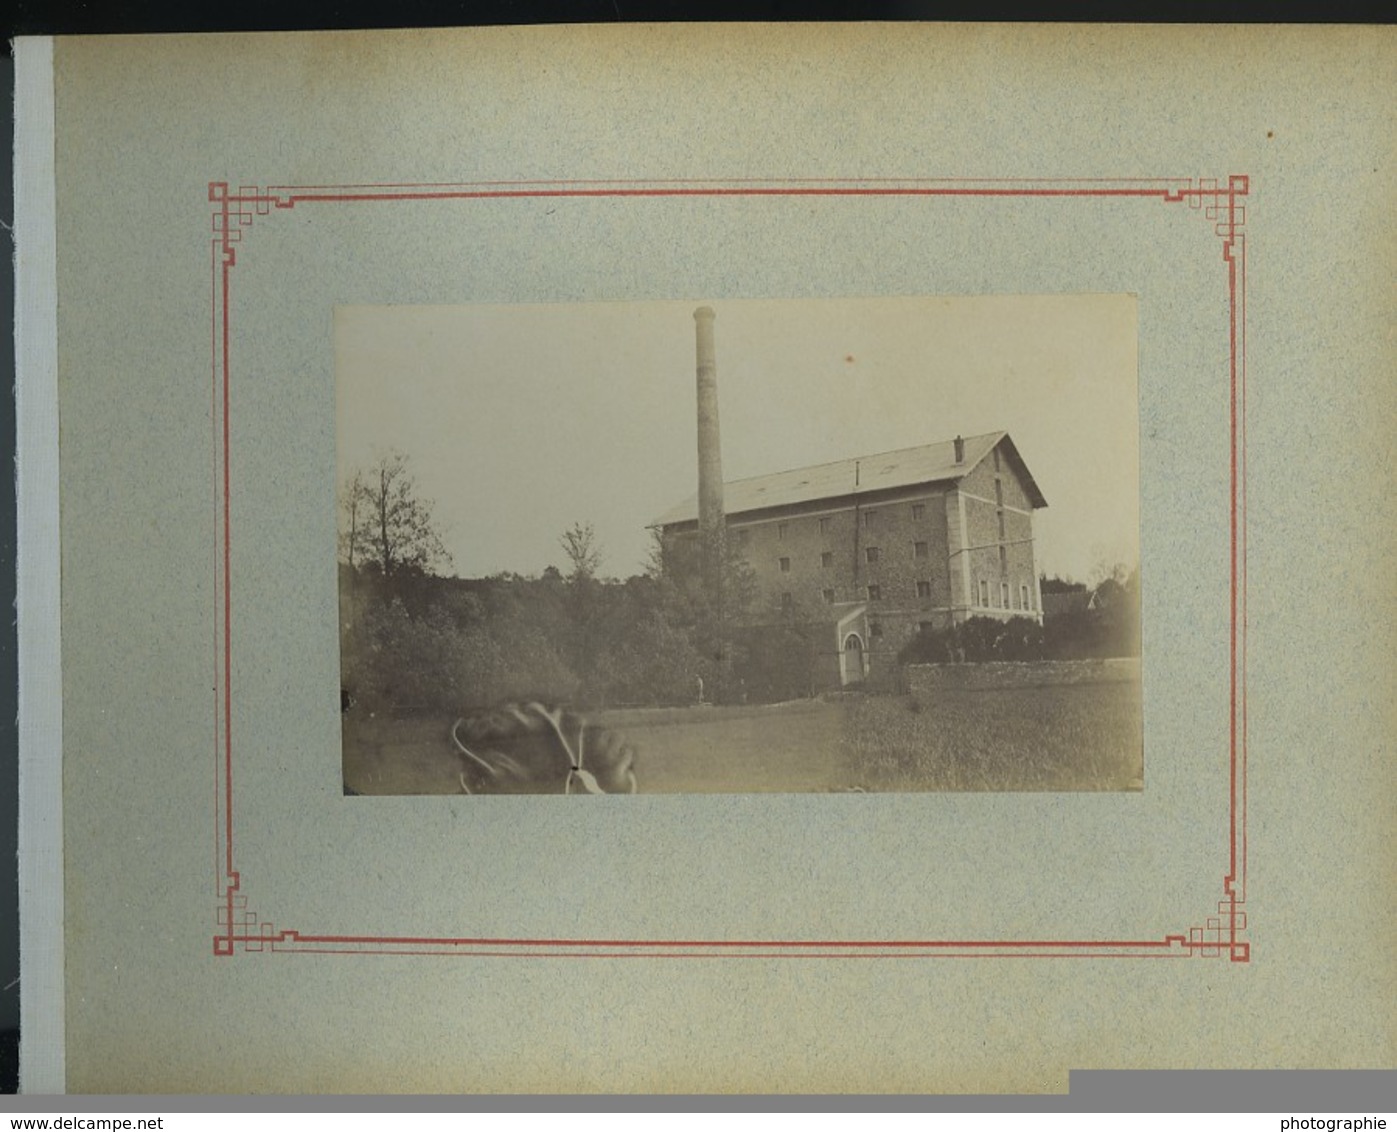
[{"x1": 37, "y1": 25, "x2": 1396, "y2": 1092}]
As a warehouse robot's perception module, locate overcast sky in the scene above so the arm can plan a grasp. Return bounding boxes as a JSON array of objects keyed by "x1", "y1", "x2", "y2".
[{"x1": 335, "y1": 294, "x2": 1139, "y2": 584}]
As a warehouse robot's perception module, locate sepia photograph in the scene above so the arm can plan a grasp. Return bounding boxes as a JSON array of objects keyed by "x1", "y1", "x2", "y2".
[{"x1": 336, "y1": 294, "x2": 1141, "y2": 796}]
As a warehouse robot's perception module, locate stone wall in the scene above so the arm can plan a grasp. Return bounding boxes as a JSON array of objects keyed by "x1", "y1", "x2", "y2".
[
  {"x1": 958, "y1": 445, "x2": 1040, "y2": 618},
  {"x1": 729, "y1": 486, "x2": 954, "y2": 619}
]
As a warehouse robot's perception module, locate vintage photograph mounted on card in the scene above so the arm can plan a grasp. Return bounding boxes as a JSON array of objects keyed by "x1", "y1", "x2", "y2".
[
  {"x1": 24, "y1": 22, "x2": 1397, "y2": 1096},
  {"x1": 335, "y1": 294, "x2": 1140, "y2": 796}
]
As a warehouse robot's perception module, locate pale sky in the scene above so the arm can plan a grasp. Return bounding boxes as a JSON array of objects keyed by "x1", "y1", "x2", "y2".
[{"x1": 335, "y1": 295, "x2": 1139, "y2": 584}]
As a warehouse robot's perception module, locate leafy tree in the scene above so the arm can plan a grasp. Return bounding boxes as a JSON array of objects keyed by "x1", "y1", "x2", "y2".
[
  {"x1": 1090, "y1": 566, "x2": 1140, "y2": 658},
  {"x1": 1038, "y1": 563, "x2": 1140, "y2": 659},
  {"x1": 1089, "y1": 560, "x2": 1132, "y2": 589},
  {"x1": 733, "y1": 622, "x2": 813, "y2": 702},
  {"x1": 560, "y1": 521, "x2": 602, "y2": 582},
  {"x1": 657, "y1": 534, "x2": 759, "y2": 701},
  {"x1": 341, "y1": 451, "x2": 451, "y2": 577}
]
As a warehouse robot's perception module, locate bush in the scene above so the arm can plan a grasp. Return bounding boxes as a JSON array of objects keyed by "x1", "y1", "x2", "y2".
[
  {"x1": 342, "y1": 594, "x2": 580, "y2": 715},
  {"x1": 340, "y1": 565, "x2": 724, "y2": 713},
  {"x1": 898, "y1": 616, "x2": 1046, "y2": 665},
  {"x1": 732, "y1": 624, "x2": 814, "y2": 703},
  {"x1": 581, "y1": 611, "x2": 709, "y2": 707}
]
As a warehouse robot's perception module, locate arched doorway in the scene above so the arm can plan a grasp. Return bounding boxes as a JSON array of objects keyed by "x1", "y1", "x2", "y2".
[{"x1": 840, "y1": 632, "x2": 865, "y2": 687}]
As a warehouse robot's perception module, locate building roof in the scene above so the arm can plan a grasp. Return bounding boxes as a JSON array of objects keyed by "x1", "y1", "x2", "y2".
[
  {"x1": 1041, "y1": 590, "x2": 1094, "y2": 618},
  {"x1": 802, "y1": 601, "x2": 869, "y2": 629},
  {"x1": 652, "y1": 430, "x2": 1046, "y2": 528}
]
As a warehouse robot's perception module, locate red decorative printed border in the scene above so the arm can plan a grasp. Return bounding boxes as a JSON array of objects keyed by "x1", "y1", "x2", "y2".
[{"x1": 209, "y1": 176, "x2": 1249, "y2": 962}]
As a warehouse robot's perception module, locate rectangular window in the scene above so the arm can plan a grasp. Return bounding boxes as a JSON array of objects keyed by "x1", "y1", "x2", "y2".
[
  {"x1": 819, "y1": 517, "x2": 831, "y2": 535},
  {"x1": 867, "y1": 585, "x2": 881, "y2": 602},
  {"x1": 911, "y1": 503, "x2": 925, "y2": 520},
  {"x1": 870, "y1": 621, "x2": 883, "y2": 638},
  {"x1": 999, "y1": 545, "x2": 1008, "y2": 574},
  {"x1": 779, "y1": 556, "x2": 791, "y2": 573},
  {"x1": 778, "y1": 522, "x2": 787, "y2": 540},
  {"x1": 821, "y1": 551, "x2": 833, "y2": 569},
  {"x1": 822, "y1": 588, "x2": 835, "y2": 604},
  {"x1": 995, "y1": 480, "x2": 1004, "y2": 507},
  {"x1": 997, "y1": 511, "x2": 1006, "y2": 540},
  {"x1": 1001, "y1": 582, "x2": 1010, "y2": 609},
  {"x1": 978, "y1": 579, "x2": 989, "y2": 607},
  {"x1": 863, "y1": 510, "x2": 875, "y2": 528},
  {"x1": 913, "y1": 540, "x2": 928, "y2": 559},
  {"x1": 1021, "y1": 584, "x2": 1030, "y2": 611},
  {"x1": 865, "y1": 547, "x2": 880, "y2": 564},
  {"x1": 781, "y1": 592, "x2": 793, "y2": 612},
  {"x1": 916, "y1": 580, "x2": 931, "y2": 599}
]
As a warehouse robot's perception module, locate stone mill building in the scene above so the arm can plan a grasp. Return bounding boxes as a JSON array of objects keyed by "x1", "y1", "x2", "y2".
[{"x1": 652, "y1": 308, "x2": 1049, "y2": 690}]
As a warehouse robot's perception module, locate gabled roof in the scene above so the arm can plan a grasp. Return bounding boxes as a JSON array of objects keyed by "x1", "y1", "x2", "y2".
[
  {"x1": 1041, "y1": 590, "x2": 1094, "y2": 618},
  {"x1": 652, "y1": 430, "x2": 1046, "y2": 527}
]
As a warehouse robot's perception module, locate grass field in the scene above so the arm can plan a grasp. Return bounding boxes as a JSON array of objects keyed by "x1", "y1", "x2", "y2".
[
  {"x1": 342, "y1": 681, "x2": 1141, "y2": 794},
  {"x1": 842, "y1": 682, "x2": 1143, "y2": 792},
  {"x1": 596, "y1": 701, "x2": 848, "y2": 793}
]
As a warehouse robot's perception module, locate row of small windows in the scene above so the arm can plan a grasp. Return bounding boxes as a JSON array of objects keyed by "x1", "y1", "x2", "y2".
[
  {"x1": 751, "y1": 502, "x2": 932, "y2": 544},
  {"x1": 734, "y1": 494, "x2": 1034, "y2": 552},
  {"x1": 784, "y1": 581, "x2": 936, "y2": 606},
  {"x1": 973, "y1": 580, "x2": 1036, "y2": 612},
  {"x1": 782, "y1": 580, "x2": 1034, "y2": 610},
  {"x1": 741, "y1": 506, "x2": 1020, "y2": 549},
  {"x1": 872, "y1": 542, "x2": 930, "y2": 562},
  {"x1": 776, "y1": 543, "x2": 929, "y2": 572}
]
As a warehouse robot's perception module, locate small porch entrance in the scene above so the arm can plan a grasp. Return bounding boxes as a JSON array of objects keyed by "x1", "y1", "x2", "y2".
[{"x1": 840, "y1": 632, "x2": 866, "y2": 687}]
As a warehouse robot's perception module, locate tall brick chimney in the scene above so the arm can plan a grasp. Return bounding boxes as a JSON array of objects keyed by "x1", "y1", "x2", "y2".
[{"x1": 694, "y1": 306, "x2": 725, "y2": 607}]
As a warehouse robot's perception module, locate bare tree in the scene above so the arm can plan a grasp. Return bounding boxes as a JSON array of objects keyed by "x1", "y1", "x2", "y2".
[
  {"x1": 341, "y1": 451, "x2": 451, "y2": 576},
  {"x1": 559, "y1": 521, "x2": 602, "y2": 583},
  {"x1": 338, "y1": 469, "x2": 365, "y2": 569}
]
